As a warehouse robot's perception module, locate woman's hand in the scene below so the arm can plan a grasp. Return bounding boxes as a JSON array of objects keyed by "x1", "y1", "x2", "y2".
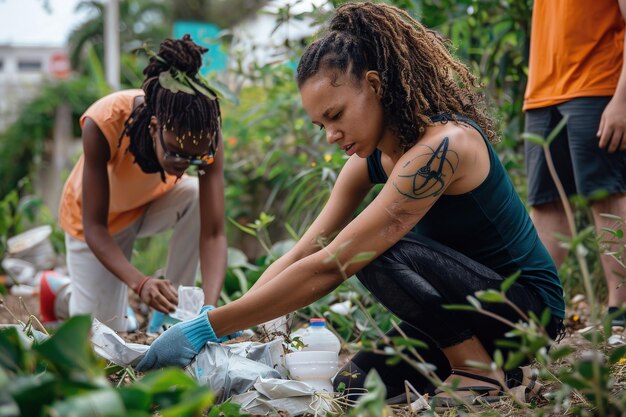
[
  {"x1": 138, "y1": 277, "x2": 178, "y2": 314},
  {"x1": 135, "y1": 311, "x2": 218, "y2": 371}
]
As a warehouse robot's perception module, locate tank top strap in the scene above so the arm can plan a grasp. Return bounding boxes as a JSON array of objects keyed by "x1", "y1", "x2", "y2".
[
  {"x1": 431, "y1": 113, "x2": 490, "y2": 145},
  {"x1": 366, "y1": 149, "x2": 387, "y2": 184}
]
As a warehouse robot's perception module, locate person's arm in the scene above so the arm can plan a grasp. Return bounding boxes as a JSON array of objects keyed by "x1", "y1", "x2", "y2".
[
  {"x1": 245, "y1": 155, "x2": 374, "y2": 294},
  {"x1": 197, "y1": 133, "x2": 227, "y2": 305},
  {"x1": 210, "y1": 132, "x2": 466, "y2": 337},
  {"x1": 136, "y1": 127, "x2": 478, "y2": 371},
  {"x1": 597, "y1": 0, "x2": 626, "y2": 152},
  {"x1": 81, "y1": 117, "x2": 178, "y2": 313}
]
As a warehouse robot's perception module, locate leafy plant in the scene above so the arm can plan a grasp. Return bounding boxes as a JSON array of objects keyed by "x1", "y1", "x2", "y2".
[
  {"x1": 516, "y1": 120, "x2": 625, "y2": 416},
  {"x1": 0, "y1": 315, "x2": 232, "y2": 417}
]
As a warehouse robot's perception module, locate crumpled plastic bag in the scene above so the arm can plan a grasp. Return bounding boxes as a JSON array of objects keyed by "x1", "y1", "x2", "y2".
[
  {"x1": 90, "y1": 319, "x2": 148, "y2": 366},
  {"x1": 221, "y1": 337, "x2": 288, "y2": 377},
  {"x1": 0, "y1": 324, "x2": 49, "y2": 346},
  {"x1": 170, "y1": 286, "x2": 205, "y2": 321},
  {"x1": 89, "y1": 318, "x2": 339, "y2": 416},
  {"x1": 230, "y1": 377, "x2": 335, "y2": 416},
  {"x1": 90, "y1": 287, "x2": 202, "y2": 366},
  {"x1": 186, "y1": 338, "x2": 286, "y2": 402},
  {"x1": 90, "y1": 319, "x2": 288, "y2": 396}
]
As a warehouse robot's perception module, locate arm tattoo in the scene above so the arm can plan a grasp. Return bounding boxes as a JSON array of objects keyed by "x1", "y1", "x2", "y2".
[{"x1": 393, "y1": 137, "x2": 459, "y2": 200}]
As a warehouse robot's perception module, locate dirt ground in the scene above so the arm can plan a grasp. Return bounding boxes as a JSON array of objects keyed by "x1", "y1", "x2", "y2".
[
  {"x1": 0, "y1": 290, "x2": 41, "y2": 327},
  {"x1": 1, "y1": 287, "x2": 624, "y2": 416}
]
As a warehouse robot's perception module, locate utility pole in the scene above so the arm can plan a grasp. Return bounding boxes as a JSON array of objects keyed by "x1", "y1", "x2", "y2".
[{"x1": 104, "y1": 0, "x2": 120, "y2": 90}]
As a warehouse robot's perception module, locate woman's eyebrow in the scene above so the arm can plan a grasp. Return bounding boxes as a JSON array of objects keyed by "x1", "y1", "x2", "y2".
[{"x1": 322, "y1": 106, "x2": 336, "y2": 119}]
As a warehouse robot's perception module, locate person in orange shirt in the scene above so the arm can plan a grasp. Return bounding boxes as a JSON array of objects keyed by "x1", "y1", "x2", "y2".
[
  {"x1": 39, "y1": 35, "x2": 227, "y2": 333},
  {"x1": 524, "y1": 0, "x2": 626, "y2": 325}
]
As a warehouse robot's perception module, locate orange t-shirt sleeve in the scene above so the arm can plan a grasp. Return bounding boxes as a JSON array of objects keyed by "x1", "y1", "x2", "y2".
[{"x1": 79, "y1": 90, "x2": 140, "y2": 158}]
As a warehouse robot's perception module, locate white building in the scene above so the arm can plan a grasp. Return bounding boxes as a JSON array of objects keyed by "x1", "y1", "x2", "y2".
[
  {"x1": 0, "y1": 44, "x2": 74, "y2": 214},
  {"x1": 0, "y1": 44, "x2": 69, "y2": 132}
]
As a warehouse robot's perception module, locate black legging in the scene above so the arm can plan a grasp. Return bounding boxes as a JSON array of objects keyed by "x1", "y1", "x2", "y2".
[{"x1": 334, "y1": 232, "x2": 563, "y2": 398}]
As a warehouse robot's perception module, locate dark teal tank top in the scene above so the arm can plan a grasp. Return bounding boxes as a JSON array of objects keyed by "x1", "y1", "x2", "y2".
[{"x1": 366, "y1": 115, "x2": 565, "y2": 319}]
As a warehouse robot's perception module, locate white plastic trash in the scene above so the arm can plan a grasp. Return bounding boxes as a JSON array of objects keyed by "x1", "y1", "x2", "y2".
[
  {"x1": 1, "y1": 258, "x2": 37, "y2": 285},
  {"x1": 285, "y1": 350, "x2": 339, "y2": 392},
  {"x1": 9, "y1": 284, "x2": 38, "y2": 296},
  {"x1": 291, "y1": 318, "x2": 341, "y2": 354},
  {"x1": 170, "y1": 286, "x2": 205, "y2": 321},
  {"x1": 7, "y1": 225, "x2": 56, "y2": 270}
]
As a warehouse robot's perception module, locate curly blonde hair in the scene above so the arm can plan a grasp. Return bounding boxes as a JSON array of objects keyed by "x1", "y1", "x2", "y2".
[{"x1": 296, "y1": 2, "x2": 499, "y2": 149}]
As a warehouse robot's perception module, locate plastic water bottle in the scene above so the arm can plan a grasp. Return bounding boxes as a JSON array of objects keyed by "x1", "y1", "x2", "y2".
[
  {"x1": 296, "y1": 318, "x2": 341, "y2": 354},
  {"x1": 287, "y1": 318, "x2": 341, "y2": 391}
]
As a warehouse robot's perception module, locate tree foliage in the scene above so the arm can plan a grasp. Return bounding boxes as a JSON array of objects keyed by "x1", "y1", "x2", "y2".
[{"x1": 67, "y1": 0, "x2": 171, "y2": 74}]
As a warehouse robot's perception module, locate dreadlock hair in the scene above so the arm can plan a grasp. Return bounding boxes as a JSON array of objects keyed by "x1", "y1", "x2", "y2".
[
  {"x1": 296, "y1": 2, "x2": 499, "y2": 150},
  {"x1": 121, "y1": 34, "x2": 222, "y2": 181}
]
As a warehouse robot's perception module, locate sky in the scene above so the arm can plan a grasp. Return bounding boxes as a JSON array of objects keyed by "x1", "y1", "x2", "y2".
[
  {"x1": 0, "y1": 0, "x2": 324, "y2": 47},
  {"x1": 0, "y1": 0, "x2": 87, "y2": 46}
]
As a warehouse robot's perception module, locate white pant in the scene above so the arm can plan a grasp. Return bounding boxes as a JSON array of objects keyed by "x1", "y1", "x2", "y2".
[{"x1": 60, "y1": 177, "x2": 200, "y2": 331}]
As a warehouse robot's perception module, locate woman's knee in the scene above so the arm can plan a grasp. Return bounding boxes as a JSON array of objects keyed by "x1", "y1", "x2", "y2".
[
  {"x1": 356, "y1": 255, "x2": 389, "y2": 288},
  {"x1": 356, "y1": 239, "x2": 427, "y2": 285},
  {"x1": 361, "y1": 236, "x2": 442, "y2": 283},
  {"x1": 357, "y1": 260, "x2": 445, "y2": 324}
]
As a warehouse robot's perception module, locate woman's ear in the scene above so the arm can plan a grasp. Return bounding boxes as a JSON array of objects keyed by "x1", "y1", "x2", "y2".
[{"x1": 365, "y1": 70, "x2": 382, "y2": 98}]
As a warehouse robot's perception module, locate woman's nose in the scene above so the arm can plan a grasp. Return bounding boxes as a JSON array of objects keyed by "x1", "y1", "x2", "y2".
[{"x1": 326, "y1": 127, "x2": 341, "y2": 144}]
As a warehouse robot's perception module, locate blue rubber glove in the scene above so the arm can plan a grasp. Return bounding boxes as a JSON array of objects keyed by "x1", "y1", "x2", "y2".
[
  {"x1": 199, "y1": 305, "x2": 243, "y2": 342},
  {"x1": 136, "y1": 311, "x2": 218, "y2": 372},
  {"x1": 199, "y1": 305, "x2": 214, "y2": 314}
]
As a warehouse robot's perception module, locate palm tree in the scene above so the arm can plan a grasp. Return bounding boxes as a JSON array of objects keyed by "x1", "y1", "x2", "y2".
[
  {"x1": 67, "y1": 0, "x2": 171, "y2": 79},
  {"x1": 66, "y1": 0, "x2": 271, "y2": 85}
]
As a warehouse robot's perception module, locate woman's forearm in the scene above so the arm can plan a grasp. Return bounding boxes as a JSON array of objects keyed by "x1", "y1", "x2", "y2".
[
  {"x1": 210, "y1": 252, "x2": 342, "y2": 337},
  {"x1": 84, "y1": 224, "x2": 144, "y2": 289},
  {"x1": 199, "y1": 233, "x2": 227, "y2": 305},
  {"x1": 245, "y1": 250, "x2": 302, "y2": 293}
]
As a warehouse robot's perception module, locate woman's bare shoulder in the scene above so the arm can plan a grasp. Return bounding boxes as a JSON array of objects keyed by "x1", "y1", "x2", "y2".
[{"x1": 421, "y1": 120, "x2": 482, "y2": 144}]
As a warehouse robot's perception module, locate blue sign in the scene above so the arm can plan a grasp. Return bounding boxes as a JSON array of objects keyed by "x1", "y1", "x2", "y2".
[{"x1": 173, "y1": 21, "x2": 227, "y2": 74}]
